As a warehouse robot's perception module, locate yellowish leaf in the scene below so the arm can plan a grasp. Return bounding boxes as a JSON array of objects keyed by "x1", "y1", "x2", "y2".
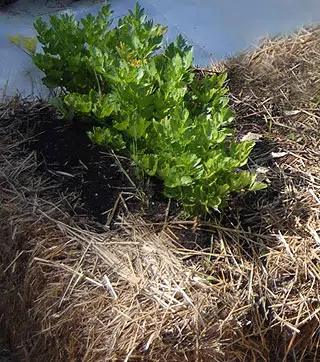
[{"x1": 23, "y1": 37, "x2": 38, "y2": 55}]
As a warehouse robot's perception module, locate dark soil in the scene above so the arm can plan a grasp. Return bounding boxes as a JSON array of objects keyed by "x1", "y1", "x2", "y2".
[
  {"x1": 30, "y1": 114, "x2": 138, "y2": 223},
  {"x1": 13, "y1": 103, "x2": 210, "y2": 248}
]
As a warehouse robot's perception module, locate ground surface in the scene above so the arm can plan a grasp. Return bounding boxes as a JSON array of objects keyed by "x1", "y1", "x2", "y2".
[
  {"x1": 31, "y1": 112, "x2": 136, "y2": 223},
  {"x1": 0, "y1": 26, "x2": 319, "y2": 362},
  {"x1": 2, "y1": 91, "x2": 319, "y2": 361},
  {"x1": 0, "y1": 345, "x2": 13, "y2": 362}
]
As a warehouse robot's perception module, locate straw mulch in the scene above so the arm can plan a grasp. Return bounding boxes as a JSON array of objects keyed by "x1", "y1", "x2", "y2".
[{"x1": 1, "y1": 27, "x2": 320, "y2": 362}]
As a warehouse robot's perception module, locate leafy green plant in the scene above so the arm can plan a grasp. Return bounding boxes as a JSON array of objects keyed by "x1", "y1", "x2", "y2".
[{"x1": 12, "y1": 2, "x2": 266, "y2": 217}]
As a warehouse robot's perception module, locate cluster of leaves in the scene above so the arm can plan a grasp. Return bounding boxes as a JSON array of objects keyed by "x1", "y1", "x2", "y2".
[{"x1": 15, "y1": 3, "x2": 265, "y2": 216}]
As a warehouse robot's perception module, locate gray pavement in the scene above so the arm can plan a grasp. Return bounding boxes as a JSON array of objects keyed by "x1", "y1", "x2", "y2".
[{"x1": 1, "y1": 0, "x2": 320, "y2": 99}]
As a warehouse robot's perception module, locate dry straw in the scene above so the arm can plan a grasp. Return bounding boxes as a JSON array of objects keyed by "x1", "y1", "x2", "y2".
[{"x1": 1, "y1": 27, "x2": 320, "y2": 361}]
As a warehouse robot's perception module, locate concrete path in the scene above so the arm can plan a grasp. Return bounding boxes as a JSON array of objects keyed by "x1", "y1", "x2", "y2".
[{"x1": 1, "y1": 0, "x2": 320, "y2": 99}]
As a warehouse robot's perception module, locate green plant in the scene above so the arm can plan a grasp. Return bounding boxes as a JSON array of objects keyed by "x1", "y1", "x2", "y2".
[{"x1": 12, "y1": 3, "x2": 266, "y2": 217}]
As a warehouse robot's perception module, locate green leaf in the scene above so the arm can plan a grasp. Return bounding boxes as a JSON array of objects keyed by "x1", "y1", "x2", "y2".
[
  {"x1": 249, "y1": 182, "x2": 267, "y2": 191},
  {"x1": 89, "y1": 127, "x2": 126, "y2": 150},
  {"x1": 183, "y1": 49, "x2": 193, "y2": 68},
  {"x1": 92, "y1": 93, "x2": 114, "y2": 119},
  {"x1": 134, "y1": 153, "x2": 158, "y2": 176},
  {"x1": 126, "y1": 116, "x2": 150, "y2": 139},
  {"x1": 180, "y1": 176, "x2": 193, "y2": 186},
  {"x1": 49, "y1": 96, "x2": 74, "y2": 120},
  {"x1": 164, "y1": 173, "x2": 194, "y2": 188},
  {"x1": 88, "y1": 127, "x2": 112, "y2": 146},
  {"x1": 64, "y1": 93, "x2": 92, "y2": 113}
]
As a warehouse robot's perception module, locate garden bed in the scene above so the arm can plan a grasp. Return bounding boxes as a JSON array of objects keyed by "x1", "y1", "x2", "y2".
[{"x1": 1, "y1": 27, "x2": 320, "y2": 361}]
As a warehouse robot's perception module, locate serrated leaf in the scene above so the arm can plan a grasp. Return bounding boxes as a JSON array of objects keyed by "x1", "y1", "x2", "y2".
[
  {"x1": 183, "y1": 50, "x2": 193, "y2": 68},
  {"x1": 64, "y1": 93, "x2": 92, "y2": 113},
  {"x1": 135, "y1": 154, "x2": 158, "y2": 176},
  {"x1": 92, "y1": 94, "x2": 114, "y2": 119}
]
